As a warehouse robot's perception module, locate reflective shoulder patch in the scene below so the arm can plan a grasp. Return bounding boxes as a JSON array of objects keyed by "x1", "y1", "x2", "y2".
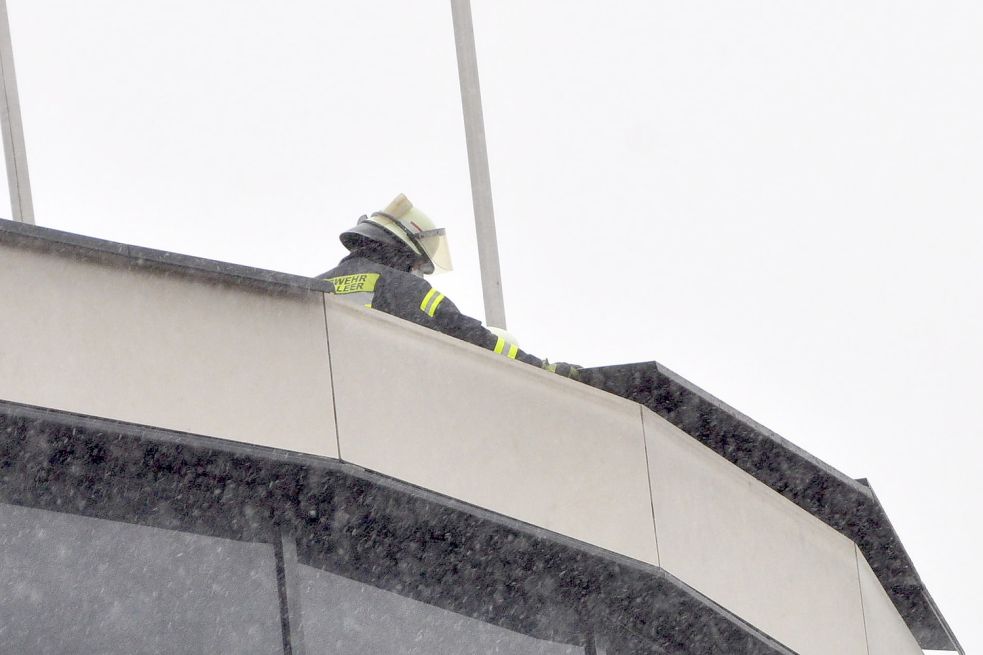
[
  {"x1": 420, "y1": 288, "x2": 446, "y2": 318},
  {"x1": 326, "y1": 272, "x2": 380, "y2": 295}
]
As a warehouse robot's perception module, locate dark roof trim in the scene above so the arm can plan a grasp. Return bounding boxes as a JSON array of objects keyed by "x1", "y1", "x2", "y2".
[
  {"x1": 0, "y1": 218, "x2": 334, "y2": 294},
  {"x1": 0, "y1": 398, "x2": 797, "y2": 655},
  {"x1": 582, "y1": 362, "x2": 962, "y2": 653}
]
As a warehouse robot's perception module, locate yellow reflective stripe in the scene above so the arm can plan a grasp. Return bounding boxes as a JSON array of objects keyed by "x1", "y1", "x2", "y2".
[
  {"x1": 332, "y1": 291, "x2": 374, "y2": 307},
  {"x1": 420, "y1": 288, "x2": 437, "y2": 312},
  {"x1": 493, "y1": 336, "x2": 519, "y2": 359},
  {"x1": 428, "y1": 294, "x2": 445, "y2": 317},
  {"x1": 420, "y1": 289, "x2": 445, "y2": 317}
]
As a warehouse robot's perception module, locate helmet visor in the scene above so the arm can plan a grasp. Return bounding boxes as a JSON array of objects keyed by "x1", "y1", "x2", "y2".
[
  {"x1": 414, "y1": 227, "x2": 453, "y2": 273},
  {"x1": 370, "y1": 212, "x2": 453, "y2": 274}
]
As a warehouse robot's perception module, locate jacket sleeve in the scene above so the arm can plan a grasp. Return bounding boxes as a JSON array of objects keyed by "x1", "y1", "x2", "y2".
[
  {"x1": 427, "y1": 292, "x2": 544, "y2": 368},
  {"x1": 375, "y1": 271, "x2": 545, "y2": 368}
]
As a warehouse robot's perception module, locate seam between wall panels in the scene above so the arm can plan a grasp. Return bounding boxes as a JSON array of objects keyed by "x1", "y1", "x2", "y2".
[
  {"x1": 854, "y1": 544, "x2": 873, "y2": 655},
  {"x1": 639, "y1": 405, "x2": 662, "y2": 566},
  {"x1": 321, "y1": 294, "x2": 343, "y2": 461}
]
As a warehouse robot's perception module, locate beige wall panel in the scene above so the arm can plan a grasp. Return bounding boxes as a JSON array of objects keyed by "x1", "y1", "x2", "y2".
[
  {"x1": 325, "y1": 299, "x2": 658, "y2": 565},
  {"x1": 0, "y1": 244, "x2": 337, "y2": 457},
  {"x1": 643, "y1": 409, "x2": 867, "y2": 655},
  {"x1": 856, "y1": 546, "x2": 922, "y2": 655}
]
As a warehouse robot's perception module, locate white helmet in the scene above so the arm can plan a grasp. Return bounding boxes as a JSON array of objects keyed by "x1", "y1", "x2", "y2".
[{"x1": 341, "y1": 194, "x2": 452, "y2": 274}]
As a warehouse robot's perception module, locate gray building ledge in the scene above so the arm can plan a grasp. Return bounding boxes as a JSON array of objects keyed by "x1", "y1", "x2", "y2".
[
  {"x1": 582, "y1": 363, "x2": 961, "y2": 652},
  {"x1": 0, "y1": 217, "x2": 334, "y2": 295}
]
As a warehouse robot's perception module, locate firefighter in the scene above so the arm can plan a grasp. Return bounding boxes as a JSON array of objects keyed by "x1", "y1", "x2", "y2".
[{"x1": 319, "y1": 194, "x2": 579, "y2": 379}]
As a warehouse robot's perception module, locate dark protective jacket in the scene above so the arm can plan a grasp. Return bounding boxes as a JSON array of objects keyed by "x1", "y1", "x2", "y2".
[{"x1": 320, "y1": 254, "x2": 544, "y2": 368}]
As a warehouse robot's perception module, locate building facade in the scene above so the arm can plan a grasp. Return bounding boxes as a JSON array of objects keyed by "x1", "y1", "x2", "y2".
[{"x1": 0, "y1": 219, "x2": 961, "y2": 654}]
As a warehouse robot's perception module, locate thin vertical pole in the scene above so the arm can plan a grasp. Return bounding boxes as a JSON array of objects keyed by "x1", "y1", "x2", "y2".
[
  {"x1": 0, "y1": 0, "x2": 33, "y2": 224},
  {"x1": 274, "y1": 528, "x2": 307, "y2": 655},
  {"x1": 450, "y1": 0, "x2": 506, "y2": 329}
]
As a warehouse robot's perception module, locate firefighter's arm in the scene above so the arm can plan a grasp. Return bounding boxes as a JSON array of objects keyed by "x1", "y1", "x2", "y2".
[
  {"x1": 422, "y1": 290, "x2": 580, "y2": 378},
  {"x1": 420, "y1": 291, "x2": 543, "y2": 367}
]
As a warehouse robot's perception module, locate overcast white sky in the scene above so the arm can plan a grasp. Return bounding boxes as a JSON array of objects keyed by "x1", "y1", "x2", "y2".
[{"x1": 4, "y1": 1, "x2": 980, "y2": 650}]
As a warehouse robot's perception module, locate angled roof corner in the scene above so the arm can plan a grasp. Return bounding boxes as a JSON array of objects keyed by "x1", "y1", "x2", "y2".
[{"x1": 582, "y1": 361, "x2": 962, "y2": 653}]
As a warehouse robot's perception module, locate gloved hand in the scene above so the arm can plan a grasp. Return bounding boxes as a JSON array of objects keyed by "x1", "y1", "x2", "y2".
[{"x1": 542, "y1": 360, "x2": 582, "y2": 381}]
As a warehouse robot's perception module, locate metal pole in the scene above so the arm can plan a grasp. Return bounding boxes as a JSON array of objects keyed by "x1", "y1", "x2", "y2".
[
  {"x1": 450, "y1": 0, "x2": 506, "y2": 329},
  {"x1": 0, "y1": 0, "x2": 33, "y2": 224},
  {"x1": 274, "y1": 528, "x2": 307, "y2": 655}
]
